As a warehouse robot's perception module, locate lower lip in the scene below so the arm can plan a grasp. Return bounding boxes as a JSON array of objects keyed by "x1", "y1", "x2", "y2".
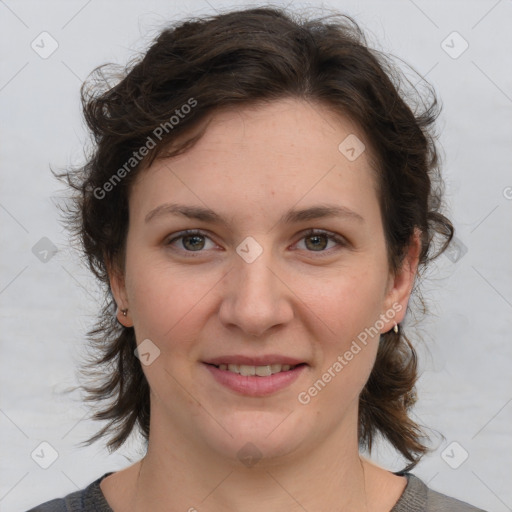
[{"x1": 203, "y1": 363, "x2": 307, "y2": 397}]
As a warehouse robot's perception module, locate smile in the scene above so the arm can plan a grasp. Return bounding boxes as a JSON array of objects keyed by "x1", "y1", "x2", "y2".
[
  {"x1": 203, "y1": 362, "x2": 307, "y2": 396},
  {"x1": 212, "y1": 363, "x2": 300, "y2": 376}
]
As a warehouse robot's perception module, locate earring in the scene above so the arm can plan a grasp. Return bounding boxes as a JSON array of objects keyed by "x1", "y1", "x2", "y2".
[
  {"x1": 393, "y1": 323, "x2": 399, "y2": 334},
  {"x1": 121, "y1": 308, "x2": 128, "y2": 317}
]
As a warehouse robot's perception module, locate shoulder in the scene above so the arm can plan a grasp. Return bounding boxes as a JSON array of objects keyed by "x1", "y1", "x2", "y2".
[
  {"x1": 392, "y1": 472, "x2": 489, "y2": 512},
  {"x1": 26, "y1": 472, "x2": 114, "y2": 512}
]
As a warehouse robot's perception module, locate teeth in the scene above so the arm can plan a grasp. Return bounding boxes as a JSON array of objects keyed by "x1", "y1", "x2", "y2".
[
  {"x1": 217, "y1": 363, "x2": 296, "y2": 376},
  {"x1": 240, "y1": 365, "x2": 256, "y2": 376},
  {"x1": 255, "y1": 365, "x2": 272, "y2": 377}
]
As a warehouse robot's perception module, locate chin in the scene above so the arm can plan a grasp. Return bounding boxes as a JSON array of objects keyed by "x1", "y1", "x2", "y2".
[{"x1": 201, "y1": 409, "x2": 311, "y2": 466}]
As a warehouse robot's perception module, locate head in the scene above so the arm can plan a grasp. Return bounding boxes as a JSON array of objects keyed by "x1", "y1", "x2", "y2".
[{"x1": 57, "y1": 6, "x2": 453, "y2": 471}]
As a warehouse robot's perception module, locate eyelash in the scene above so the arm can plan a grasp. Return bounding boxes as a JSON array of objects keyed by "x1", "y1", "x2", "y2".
[{"x1": 165, "y1": 229, "x2": 347, "y2": 257}]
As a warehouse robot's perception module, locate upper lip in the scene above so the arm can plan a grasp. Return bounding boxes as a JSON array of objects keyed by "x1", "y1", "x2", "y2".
[{"x1": 203, "y1": 355, "x2": 307, "y2": 366}]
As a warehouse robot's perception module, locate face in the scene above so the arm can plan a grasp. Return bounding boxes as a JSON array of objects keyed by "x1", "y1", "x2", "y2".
[{"x1": 110, "y1": 98, "x2": 419, "y2": 465}]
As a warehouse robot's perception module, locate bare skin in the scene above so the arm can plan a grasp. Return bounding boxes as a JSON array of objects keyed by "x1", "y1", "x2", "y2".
[
  {"x1": 101, "y1": 456, "x2": 407, "y2": 511},
  {"x1": 103, "y1": 98, "x2": 420, "y2": 511}
]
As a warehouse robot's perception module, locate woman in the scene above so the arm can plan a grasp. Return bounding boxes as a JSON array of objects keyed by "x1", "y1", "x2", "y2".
[{"x1": 29, "y1": 6, "x2": 487, "y2": 512}]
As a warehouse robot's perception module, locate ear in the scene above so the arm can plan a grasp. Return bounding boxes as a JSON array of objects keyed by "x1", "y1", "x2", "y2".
[
  {"x1": 106, "y1": 257, "x2": 133, "y2": 328},
  {"x1": 381, "y1": 228, "x2": 422, "y2": 333}
]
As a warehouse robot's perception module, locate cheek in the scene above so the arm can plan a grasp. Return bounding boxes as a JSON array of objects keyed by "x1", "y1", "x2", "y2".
[
  {"x1": 296, "y1": 264, "x2": 386, "y2": 388},
  {"x1": 301, "y1": 264, "x2": 387, "y2": 337},
  {"x1": 298, "y1": 274, "x2": 384, "y2": 412},
  {"x1": 125, "y1": 251, "x2": 221, "y2": 345}
]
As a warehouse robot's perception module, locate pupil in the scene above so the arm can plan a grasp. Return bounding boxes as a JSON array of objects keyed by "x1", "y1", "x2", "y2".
[
  {"x1": 307, "y1": 234, "x2": 327, "y2": 251},
  {"x1": 182, "y1": 234, "x2": 328, "y2": 251},
  {"x1": 184, "y1": 235, "x2": 204, "y2": 251}
]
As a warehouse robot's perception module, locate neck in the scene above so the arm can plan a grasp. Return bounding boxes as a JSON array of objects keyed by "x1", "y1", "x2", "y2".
[{"x1": 127, "y1": 406, "x2": 373, "y2": 512}]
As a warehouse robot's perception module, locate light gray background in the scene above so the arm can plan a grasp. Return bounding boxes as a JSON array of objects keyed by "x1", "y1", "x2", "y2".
[{"x1": 1, "y1": 1, "x2": 511, "y2": 511}]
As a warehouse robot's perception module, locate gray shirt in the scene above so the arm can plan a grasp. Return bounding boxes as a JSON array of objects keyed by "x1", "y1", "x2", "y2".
[{"x1": 27, "y1": 471, "x2": 488, "y2": 511}]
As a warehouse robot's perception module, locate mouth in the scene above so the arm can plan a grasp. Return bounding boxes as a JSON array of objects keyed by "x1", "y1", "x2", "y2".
[
  {"x1": 206, "y1": 362, "x2": 306, "y2": 376},
  {"x1": 202, "y1": 360, "x2": 308, "y2": 397}
]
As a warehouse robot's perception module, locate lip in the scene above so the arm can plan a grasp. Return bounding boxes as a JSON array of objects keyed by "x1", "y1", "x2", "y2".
[
  {"x1": 203, "y1": 354, "x2": 306, "y2": 366},
  {"x1": 203, "y1": 362, "x2": 308, "y2": 397}
]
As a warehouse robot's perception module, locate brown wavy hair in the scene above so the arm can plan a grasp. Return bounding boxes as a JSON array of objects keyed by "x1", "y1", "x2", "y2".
[{"x1": 55, "y1": 5, "x2": 453, "y2": 472}]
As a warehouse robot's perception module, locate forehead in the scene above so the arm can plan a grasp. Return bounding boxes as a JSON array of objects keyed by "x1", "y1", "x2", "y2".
[
  {"x1": 168, "y1": 98, "x2": 369, "y2": 161},
  {"x1": 130, "y1": 98, "x2": 380, "y2": 227}
]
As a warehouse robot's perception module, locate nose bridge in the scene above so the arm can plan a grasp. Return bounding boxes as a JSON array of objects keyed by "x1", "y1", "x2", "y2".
[
  {"x1": 237, "y1": 247, "x2": 276, "y2": 294},
  {"x1": 219, "y1": 236, "x2": 292, "y2": 336}
]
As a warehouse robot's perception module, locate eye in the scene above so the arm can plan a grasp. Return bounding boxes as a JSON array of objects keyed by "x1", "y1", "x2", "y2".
[
  {"x1": 294, "y1": 229, "x2": 346, "y2": 254},
  {"x1": 165, "y1": 230, "x2": 217, "y2": 253},
  {"x1": 165, "y1": 228, "x2": 346, "y2": 256}
]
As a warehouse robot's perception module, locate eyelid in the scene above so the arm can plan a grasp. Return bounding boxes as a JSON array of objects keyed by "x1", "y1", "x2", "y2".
[
  {"x1": 165, "y1": 228, "x2": 347, "y2": 255},
  {"x1": 294, "y1": 228, "x2": 347, "y2": 252},
  {"x1": 165, "y1": 229, "x2": 220, "y2": 253}
]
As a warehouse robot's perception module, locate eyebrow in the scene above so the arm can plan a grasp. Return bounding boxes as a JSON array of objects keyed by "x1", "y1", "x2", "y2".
[{"x1": 145, "y1": 202, "x2": 364, "y2": 226}]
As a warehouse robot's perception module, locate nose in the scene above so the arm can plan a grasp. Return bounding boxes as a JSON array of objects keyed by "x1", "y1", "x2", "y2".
[{"x1": 218, "y1": 246, "x2": 294, "y2": 338}]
